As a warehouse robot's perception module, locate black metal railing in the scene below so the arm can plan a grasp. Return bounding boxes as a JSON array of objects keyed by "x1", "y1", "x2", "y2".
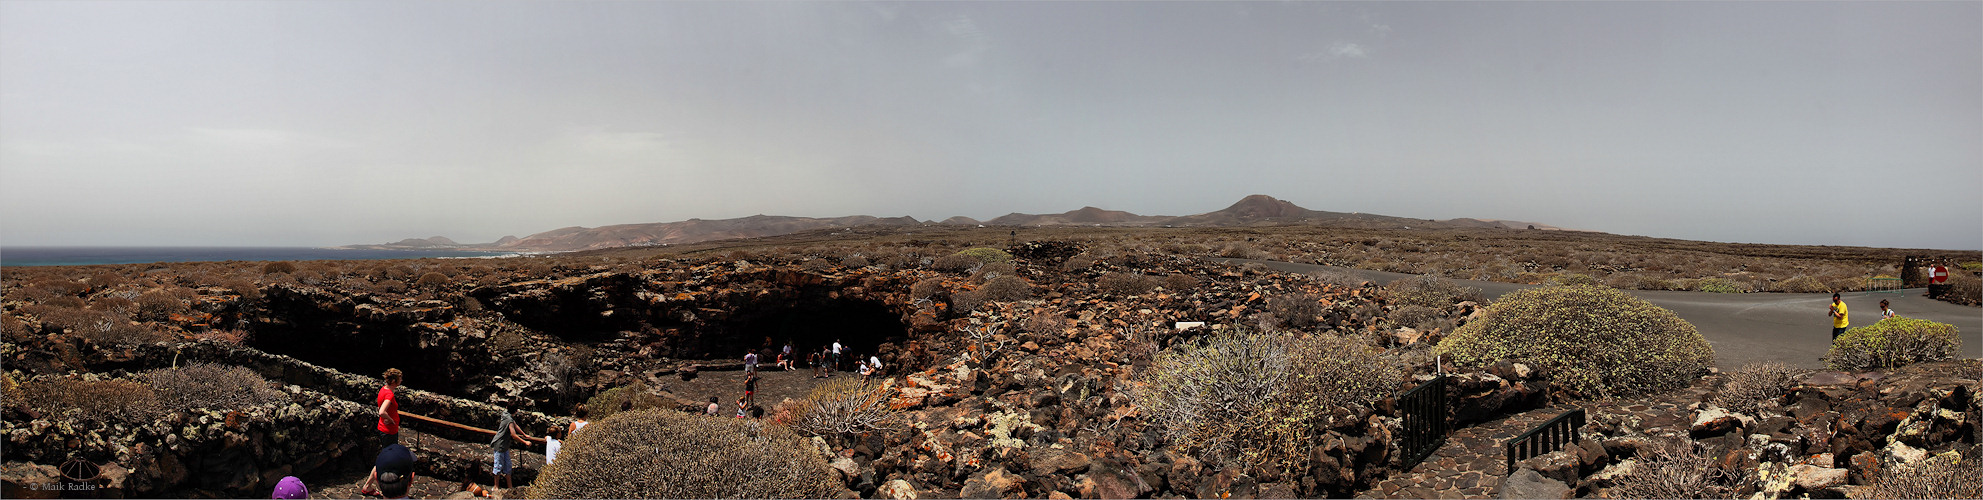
[
  {"x1": 1504, "y1": 408, "x2": 1586, "y2": 474},
  {"x1": 1398, "y1": 374, "x2": 1448, "y2": 470}
]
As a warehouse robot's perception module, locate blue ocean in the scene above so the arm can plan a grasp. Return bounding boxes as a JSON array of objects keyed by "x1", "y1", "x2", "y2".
[{"x1": 0, "y1": 247, "x2": 518, "y2": 267}]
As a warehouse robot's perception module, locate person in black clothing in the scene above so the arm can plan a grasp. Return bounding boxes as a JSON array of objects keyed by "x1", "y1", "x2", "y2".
[{"x1": 743, "y1": 372, "x2": 759, "y2": 406}]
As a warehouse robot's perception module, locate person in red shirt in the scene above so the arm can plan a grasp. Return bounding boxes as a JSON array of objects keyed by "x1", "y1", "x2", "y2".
[{"x1": 361, "y1": 368, "x2": 404, "y2": 496}]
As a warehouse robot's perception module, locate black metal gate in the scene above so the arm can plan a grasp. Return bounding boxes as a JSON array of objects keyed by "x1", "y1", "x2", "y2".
[
  {"x1": 1504, "y1": 408, "x2": 1586, "y2": 474},
  {"x1": 1398, "y1": 374, "x2": 1447, "y2": 470}
]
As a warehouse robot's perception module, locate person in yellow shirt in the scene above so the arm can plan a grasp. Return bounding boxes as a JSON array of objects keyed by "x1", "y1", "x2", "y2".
[{"x1": 1828, "y1": 292, "x2": 1849, "y2": 340}]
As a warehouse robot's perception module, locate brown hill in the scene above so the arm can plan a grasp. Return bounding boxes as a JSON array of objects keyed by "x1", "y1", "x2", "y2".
[
  {"x1": 940, "y1": 216, "x2": 983, "y2": 226},
  {"x1": 500, "y1": 215, "x2": 920, "y2": 251},
  {"x1": 983, "y1": 206, "x2": 1170, "y2": 226}
]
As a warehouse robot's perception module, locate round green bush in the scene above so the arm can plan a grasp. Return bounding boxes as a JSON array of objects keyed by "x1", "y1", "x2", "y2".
[
  {"x1": 1694, "y1": 277, "x2": 1746, "y2": 293},
  {"x1": 1437, "y1": 285, "x2": 1714, "y2": 398},
  {"x1": 531, "y1": 409, "x2": 841, "y2": 499},
  {"x1": 1824, "y1": 317, "x2": 1961, "y2": 371}
]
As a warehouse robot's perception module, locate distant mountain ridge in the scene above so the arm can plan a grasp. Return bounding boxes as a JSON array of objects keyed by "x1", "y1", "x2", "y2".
[{"x1": 352, "y1": 195, "x2": 1573, "y2": 252}]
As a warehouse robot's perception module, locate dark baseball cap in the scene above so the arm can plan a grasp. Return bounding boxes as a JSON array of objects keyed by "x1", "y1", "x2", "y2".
[{"x1": 376, "y1": 444, "x2": 414, "y2": 497}]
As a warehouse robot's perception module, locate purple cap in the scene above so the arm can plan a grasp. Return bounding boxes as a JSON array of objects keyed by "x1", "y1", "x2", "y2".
[{"x1": 271, "y1": 476, "x2": 308, "y2": 499}]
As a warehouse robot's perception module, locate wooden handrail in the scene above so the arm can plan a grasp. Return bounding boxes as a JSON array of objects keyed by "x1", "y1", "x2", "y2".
[{"x1": 401, "y1": 411, "x2": 495, "y2": 436}]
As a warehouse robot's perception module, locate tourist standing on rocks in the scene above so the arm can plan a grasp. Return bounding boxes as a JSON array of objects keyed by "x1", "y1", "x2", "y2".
[
  {"x1": 359, "y1": 368, "x2": 404, "y2": 496},
  {"x1": 1829, "y1": 292, "x2": 1850, "y2": 339},
  {"x1": 809, "y1": 350, "x2": 825, "y2": 378},
  {"x1": 361, "y1": 443, "x2": 415, "y2": 498},
  {"x1": 1880, "y1": 299, "x2": 1896, "y2": 319},
  {"x1": 743, "y1": 372, "x2": 759, "y2": 406},
  {"x1": 744, "y1": 350, "x2": 759, "y2": 375},
  {"x1": 490, "y1": 403, "x2": 539, "y2": 491}
]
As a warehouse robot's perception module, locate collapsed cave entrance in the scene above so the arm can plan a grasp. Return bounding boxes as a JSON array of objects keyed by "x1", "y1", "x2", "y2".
[{"x1": 669, "y1": 294, "x2": 912, "y2": 364}]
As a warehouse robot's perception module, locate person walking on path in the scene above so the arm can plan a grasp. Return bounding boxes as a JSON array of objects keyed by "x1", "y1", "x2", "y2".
[
  {"x1": 809, "y1": 350, "x2": 825, "y2": 378},
  {"x1": 743, "y1": 372, "x2": 759, "y2": 407},
  {"x1": 743, "y1": 350, "x2": 759, "y2": 375},
  {"x1": 1828, "y1": 292, "x2": 1850, "y2": 340},
  {"x1": 1880, "y1": 299, "x2": 1896, "y2": 319}
]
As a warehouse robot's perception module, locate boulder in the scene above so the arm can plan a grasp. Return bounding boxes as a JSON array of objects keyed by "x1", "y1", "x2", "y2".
[
  {"x1": 959, "y1": 467, "x2": 1024, "y2": 499},
  {"x1": 1029, "y1": 449, "x2": 1090, "y2": 476},
  {"x1": 878, "y1": 479, "x2": 918, "y2": 500},
  {"x1": 1515, "y1": 450, "x2": 1581, "y2": 486},
  {"x1": 1690, "y1": 407, "x2": 1752, "y2": 438},
  {"x1": 1501, "y1": 467, "x2": 1571, "y2": 500},
  {"x1": 1788, "y1": 464, "x2": 1848, "y2": 492}
]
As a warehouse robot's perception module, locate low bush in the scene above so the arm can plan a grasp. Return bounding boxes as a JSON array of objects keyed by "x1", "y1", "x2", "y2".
[
  {"x1": 930, "y1": 253, "x2": 980, "y2": 273},
  {"x1": 16, "y1": 376, "x2": 160, "y2": 424},
  {"x1": 1023, "y1": 310, "x2": 1072, "y2": 336},
  {"x1": 909, "y1": 278, "x2": 945, "y2": 302},
  {"x1": 839, "y1": 255, "x2": 871, "y2": 268},
  {"x1": 1609, "y1": 438, "x2": 1751, "y2": 499},
  {"x1": 955, "y1": 247, "x2": 1013, "y2": 264},
  {"x1": 1825, "y1": 317, "x2": 1961, "y2": 371},
  {"x1": 973, "y1": 260, "x2": 1017, "y2": 280},
  {"x1": 1936, "y1": 273, "x2": 1981, "y2": 306},
  {"x1": 1694, "y1": 277, "x2": 1746, "y2": 293},
  {"x1": 1710, "y1": 361, "x2": 1803, "y2": 415},
  {"x1": 1062, "y1": 253, "x2": 1097, "y2": 271},
  {"x1": 1870, "y1": 449, "x2": 1983, "y2": 499},
  {"x1": 1387, "y1": 276, "x2": 1481, "y2": 309},
  {"x1": 1160, "y1": 273, "x2": 1199, "y2": 291},
  {"x1": 1098, "y1": 272, "x2": 1155, "y2": 296},
  {"x1": 1388, "y1": 305, "x2": 1445, "y2": 332},
  {"x1": 1437, "y1": 285, "x2": 1713, "y2": 398},
  {"x1": 781, "y1": 377, "x2": 899, "y2": 437},
  {"x1": 139, "y1": 363, "x2": 288, "y2": 413},
  {"x1": 1545, "y1": 273, "x2": 1603, "y2": 287},
  {"x1": 978, "y1": 275, "x2": 1032, "y2": 302},
  {"x1": 1132, "y1": 328, "x2": 1404, "y2": 475},
  {"x1": 415, "y1": 272, "x2": 451, "y2": 289},
  {"x1": 530, "y1": 409, "x2": 841, "y2": 499},
  {"x1": 262, "y1": 261, "x2": 297, "y2": 275},
  {"x1": 949, "y1": 288, "x2": 986, "y2": 313},
  {"x1": 1267, "y1": 293, "x2": 1326, "y2": 331}
]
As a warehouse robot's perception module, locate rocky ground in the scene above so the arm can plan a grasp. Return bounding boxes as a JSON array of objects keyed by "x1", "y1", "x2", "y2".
[{"x1": 3, "y1": 239, "x2": 1977, "y2": 498}]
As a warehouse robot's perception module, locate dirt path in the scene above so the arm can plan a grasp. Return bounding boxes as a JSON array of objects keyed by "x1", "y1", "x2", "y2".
[
  {"x1": 653, "y1": 361, "x2": 883, "y2": 413},
  {"x1": 1214, "y1": 258, "x2": 1982, "y2": 369}
]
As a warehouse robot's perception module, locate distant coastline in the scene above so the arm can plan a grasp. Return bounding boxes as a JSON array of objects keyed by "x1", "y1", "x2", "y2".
[{"x1": 0, "y1": 246, "x2": 519, "y2": 267}]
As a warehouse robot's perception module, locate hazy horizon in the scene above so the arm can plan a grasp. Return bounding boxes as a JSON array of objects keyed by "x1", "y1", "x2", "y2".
[{"x1": 3, "y1": 2, "x2": 1978, "y2": 250}]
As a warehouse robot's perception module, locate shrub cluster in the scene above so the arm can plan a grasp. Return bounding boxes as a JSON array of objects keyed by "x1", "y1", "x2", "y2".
[
  {"x1": 1769, "y1": 275, "x2": 1830, "y2": 293},
  {"x1": 1870, "y1": 449, "x2": 1983, "y2": 499},
  {"x1": 909, "y1": 278, "x2": 945, "y2": 302},
  {"x1": 1609, "y1": 438, "x2": 1751, "y2": 499},
  {"x1": 1386, "y1": 276, "x2": 1481, "y2": 309},
  {"x1": 1267, "y1": 294, "x2": 1326, "y2": 331},
  {"x1": 977, "y1": 275, "x2": 1032, "y2": 302},
  {"x1": 583, "y1": 381, "x2": 671, "y2": 421},
  {"x1": 1437, "y1": 285, "x2": 1713, "y2": 398},
  {"x1": 1097, "y1": 272, "x2": 1155, "y2": 296},
  {"x1": 930, "y1": 253, "x2": 980, "y2": 273},
  {"x1": 530, "y1": 409, "x2": 841, "y2": 499},
  {"x1": 955, "y1": 247, "x2": 1013, "y2": 264},
  {"x1": 779, "y1": 377, "x2": 898, "y2": 437},
  {"x1": 1824, "y1": 317, "x2": 1961, "y2": 371},
  {"x1": 139, "y1": 363, "x2": 288, "y2": 414},
  {"x1": 1710, "y1": 361, "x2": 1804, "y2": 415},
  {"x1": 1160, "y1": 273, "x2": 1199, "y2": 291},
  {"x1": 1694, "y1": 277, "x2": 1747, "y2": 293},
  {"x1": 1131, "y1": 328, "x2": 1403, "y2": 476},
  {"x1": 15, "y1": 376, "x2": 160, "y2": 424}
]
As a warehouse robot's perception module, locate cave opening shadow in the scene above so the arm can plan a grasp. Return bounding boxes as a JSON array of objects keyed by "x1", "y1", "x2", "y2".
[{"x1": 714, "y1": 297, "x2": 910, "y2": 366}]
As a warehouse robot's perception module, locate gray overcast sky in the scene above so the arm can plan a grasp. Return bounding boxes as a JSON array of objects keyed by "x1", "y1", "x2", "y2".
[{"x1": 3, "y1": 1, "x2": 1978, "y2": 250}]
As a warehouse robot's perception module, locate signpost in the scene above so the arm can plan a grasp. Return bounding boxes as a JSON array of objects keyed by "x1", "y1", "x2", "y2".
[{"x1": 1932, "y1": 266, "x2": 1949, "y2": 284}]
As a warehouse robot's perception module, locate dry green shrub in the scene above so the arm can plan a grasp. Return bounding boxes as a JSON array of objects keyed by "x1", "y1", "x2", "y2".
[
  {"x1": 531, "y1": 409, "x2": 840, "y2": 499},
  {"x1": 1937, "y1": 272, "x2": 1981, "y2": 306},
  {"x1": 139, "y1": 363, "x2": 287, "y2": 413},
  {"x1": 1218, "y1": 244, "x2": 1268, "y2": 260},
  {"x1": 583, "y1": 380, "x2": 670, "y2": 421},
  {"x1": 1545, "y1": 273, "x2": 1603, "y2": 287},
  {"x1": 955, "y1": 247, "x2": 1013, "y2": 264},
  {"x1": 1160, "y1": 273, "x2": 1199, "y2": 291},
  {"x1": 781, "y1": 377, "x2": 899, "y2": 437},
  {"x1": 1870, "y1": 449, "x2": 1983, "y2": 499},
  {"x1": 839, "y1": 255, "x2": 871, "y2": 268},
  {"x1": 978, "y1": 275, "x2": 1032, "y2": 302},
  {"x1": 931, "y1": 253, "x2": 980, "y2": 273},
  {"x1": 375, "y1": 279, "x2": 408, "y2": 294},
  {"x1": 23, "y1": 305, "x2": 159, "y2": 345},
  {"x1": 1710, "y1": 361, "x2": 1804, "y2": 414},
  {"x1": 1131, "y1": 328, "x2": 1403, "y2": 474},
  {"x1": 2, "y1": 313, "x2": 30, "y2": 343},
  {"x1": 974, "y1": 260, "x2": 1017, "y2": 280},
  {"x1": 89, "y1": 296, "x2": 137, "y2": 316},
  {"x1": 950, "y1": 288, "x2": 986, "y2": 313},
  {"x1": 415, "y1": 272, "x2": 451, "y2": 289},
  {"x1": 42, "y1": 295, "x2": 86, "y2": 309},
  {"x1": 1098, "y1": 272, "x2": 1155, "y2": 296},
  {"x1": 1610, "y1": 438, "x2": 1751, "y2": 499},
  {"x1": 1769, "y1": 275, "x2": 1830, "y2": 293},
  {"x1": 1267, "y1": 293, "x2": 1326, "y2": 331},
  {"x1": 1825, "y1": 317, "x2": 1961, "y2": 371},
  {"x1": 262, "y1": 261, "x2": 297, "y2": 275},
  {"x1": 1438, "y1": 285, "x2": 1713, "y2": 398},
  {"x1": 1388, "y1": 305, "x2": 1446, "y2": 331},
  {"x1": 1387, "y1": 276, "x2": 1482, "y2": 309},
  {"x1": 16, "y1": 376, "x2": 161, "y2": 424},
  {"x1": 800, "y1": 259, "x2": 836, "y2": 272},
  {"x1": 1694, "y1": 277, "x2": 1747, "y2": 293},
  {"x1": 909, "y1": 278, "x2": 945, "y2": 301}
]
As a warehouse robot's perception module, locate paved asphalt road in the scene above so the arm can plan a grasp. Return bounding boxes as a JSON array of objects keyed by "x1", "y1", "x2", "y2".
[{"x1": 1213, "y1": 258, "x2": 1982, "y2": 370}]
